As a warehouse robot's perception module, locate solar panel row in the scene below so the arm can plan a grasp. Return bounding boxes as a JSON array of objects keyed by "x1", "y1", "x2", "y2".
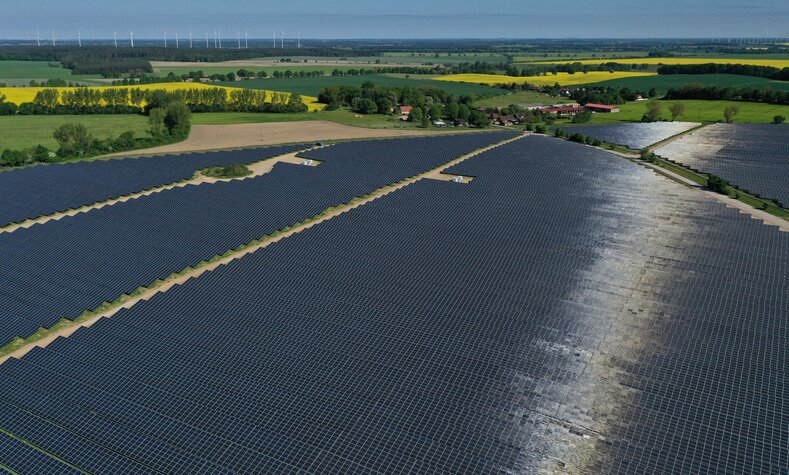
[
  {"x1": 655, "y1": 123, "x2": 789, "y2": 206},
  {"x1": 0, "y1": 132, "x2": 516, "y2": 348},
  {"x1": 1, "y1": 135, "x2": 784, "y2": 473},
  {"x1": 0, "y1": 432, "x2": 82, "y2": 475},
  {"x1": 0, "y1": 144, "x2": 305, "y2": 227},
  {"x1": 569, "y1": 122, "x2": 700, "y2": 150}
]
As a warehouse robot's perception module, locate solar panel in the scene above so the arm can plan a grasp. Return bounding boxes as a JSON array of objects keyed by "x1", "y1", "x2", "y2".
[
  {"x1": 0, "y1": 144, "x2": 305, "y2": 227},
  {"x1": 1, "y1": 135, "x2": 784, "y2": 473},
  {"x1": 0, "y1": 132, "x2": 516, "y2": 346},
  {"x1": 570, "y1": 122, "x2": 700, "y2": 149},
  {"x1": 655, "y1": 123, "x2": 789, "y2": 206}
]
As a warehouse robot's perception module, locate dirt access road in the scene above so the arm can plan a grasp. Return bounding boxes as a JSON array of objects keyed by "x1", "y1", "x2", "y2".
[{"x1": 117, "y1": 121, "x2": 481, "y2": 155}]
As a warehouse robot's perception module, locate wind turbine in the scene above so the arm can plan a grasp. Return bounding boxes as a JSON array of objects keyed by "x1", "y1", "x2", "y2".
[
  {"x1": 218, "y1": 31, "x2": 222, "y2": 48},
  {"x1": 164, "y1": 31, "x2": 167, "y2": 48},
  {"x1": 130, "y1": 31, "x2": 134, "y2": 48},
  {"x1": 205, "y1": 32, "x2": 209, "y2": 48},
  {"x1": 273, "y1": 30, "x2": 276, "y2": 48},
  {"x1": 280, "y1": 29, "x2": 284, "y2": 48},
  {"x1": 175, "y1": 32, "x2": 179, "y2": 48},
  {"x1": 189, "y1": 31, "x2": 193, "y2": 48},
  {"x1": 214, "y1": 30, "x2": 217, "y2": 48},
  {"x1": 245, "y1": 30, "x2": 248, "y2": 48},
  {"x1": 297, "y1": 30, "x2": 301, "y2": 48},
  {"x1": 114, "y1": 31, "x2": 118, "y2": 47},
  {"x1": 77, "y1": 29, "x2": 81, "y2": 47},
  {"x1": 36, "y1": 31, "x2": 40, "y2": 47},
  {"x1": 51, "y1": 30, "x2": 56, "y2": 47}
]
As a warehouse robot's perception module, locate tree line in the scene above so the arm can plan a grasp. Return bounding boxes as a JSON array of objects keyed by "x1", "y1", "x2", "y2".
[
  {"x1": 658, "y1": 63, "x2": 789, "y2": 81},
  {"x1": 0, "y1": 87, "x2": 308, "y2": 115},
  {"x1": 0, "y1": 45, "x2": 376, "y2": 76},
  {"x1": 664, "y1": 83, "x2": 789, "y2": 106},
  {"x1": 1, "y1": 100, "x2": 191, "y2": 168}
]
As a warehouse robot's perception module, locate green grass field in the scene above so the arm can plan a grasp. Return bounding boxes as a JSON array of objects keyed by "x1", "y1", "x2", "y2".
[
  {"x1": 155, "y1": 65, "x2": 384, "y2": 77},
  {"x1": 217, "y1": 74, "x2": 502, "y2": 97},
  {"x1": 0, "y1": 115, "x2": 150, "y2": 151},
  {"x1": 512, "y1": 51, "x2": 650, "y2": 63},
  {"x1": 381, "y1": 52, "x2": 507, "y2": 64},
  {"x1": 475, "y1": 90, "x2": 573, "y2": 108},
  {"x1": 244, "y1": 53, "x2": 506, "y2": 65},
  {"x1": 0, "y1": 60, "x2": 104, "y2": 86},
  {"x1": 589, "y1": 74, "x2": 789, "y2": 94},
  {"x1": 577, "y1": 100, "x2": 789, "y2": 124}
]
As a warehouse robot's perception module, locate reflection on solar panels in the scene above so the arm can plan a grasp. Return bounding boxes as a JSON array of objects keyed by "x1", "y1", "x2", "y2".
[
  {"x1": 0, "y1": 145, "x2": 304, "y2": 227},
  {"x1": 656, "y1": 123, "x2": 789, "y2": 206},
  {"x1": 1, "y1": 135, "x2": 784, "y2": 473},
  {"x1": 0, "y1": 132, "x2": 515, "y2": 347},
  {"x1": 570, "y1": 122, "x2": 699, "y2": 149}
]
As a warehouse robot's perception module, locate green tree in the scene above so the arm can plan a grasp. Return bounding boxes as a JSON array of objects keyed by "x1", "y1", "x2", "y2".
[
  {"x1": 53, "y1": 123, "x2": 93, "y2": 156},
  {"x1": 33, "y1": 88, "x2": 59, "y2": 110},
  {"x1": 353, "y1": 98, "x2": 378, "y2": 114},
  {"x1": 408, "y1": 106, "x2": 424, "y2": 124},
  {"x1": 429, "y1": 104, "x2": 443, "y2": 121},
  {"x1": 0, "y1": 94, "x2": 17, "y2": 115},
  {"x1": 445, "y1": 102, "x2": 460, "y2": 121},
  {"x1": 642, "y1": 101, "x2": 662, "y2": 122},
  {"x1": 571, "y1": 110, "x2": 592, "y2": 123},
  {"x1": 723, "y1": 106, "x2": 740, "y2": 123},
  {"x1": 163, "y1": 101, "x2": 192, "y2": 138},
  {"x1": 669, "y1": 102, "x2": 686, "y2": 121},
  {"x1": 772, "y1": 115, "x2": 785, "y2": 124},
  {"x1": 457, "y1": 104, "x2": 471, "y2": 120},
  {"x1": 707, "y1": 174, "x2": 729, "y2": 194},
  {"x1": 421, "y1": 111, "x2": 430, "y2": 128},
  {"x1": 148, "y1": 108, "x2": 168, "y2": 139}
]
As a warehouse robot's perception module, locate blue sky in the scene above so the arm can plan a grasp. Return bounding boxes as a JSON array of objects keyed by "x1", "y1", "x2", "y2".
[{"x1": 1, "y1": 0, "x2": 788, "y2": 39}]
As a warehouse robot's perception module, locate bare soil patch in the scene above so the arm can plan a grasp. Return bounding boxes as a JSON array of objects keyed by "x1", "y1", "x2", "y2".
[{"x1": 115, "y1": 121, "x2": 472, "y2": 155}]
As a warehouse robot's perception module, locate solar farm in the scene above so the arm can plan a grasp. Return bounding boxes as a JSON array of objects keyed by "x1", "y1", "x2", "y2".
[
  {"x1": 655, "y1": 123, "x2": 789, "y2": 206},
  {"x1": 568, "y1": 122, "x2": 701, "y2": 150},
  {"x1": 0, "y1": 131, "x2": 788, "y2": 474}
]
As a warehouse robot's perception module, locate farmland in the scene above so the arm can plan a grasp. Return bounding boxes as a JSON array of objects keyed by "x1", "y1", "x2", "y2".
[
  {"x1": 0, "y1": 82, "x2": 323, "y2": 110},
  {"x1": 220, "y1": 74, "x2": 503, "y2": 97},
  {"x1": 0, "y1": 60, "x2": 105, "y2": 85},
  {"x1": 191, "y1": 110, "x2": 418, "y2": 128},
  {"x1": 0, "y1": 114, "x2": 150, "y2": 150},
  {"x1": 474, "y1": 90, "x2": 574, "y2": 107},
  {"x1": 528, "y1": 57, "x2": 789, "y2": 68},
  {"x1": 156, "y1": 64, "x2": 380, "y2": 77},
  {"x1": 435, "y1": 71, "x2": 657, "y2": 86},
  {"x1": 579, "y1": 99, "x2": 789, "y2": 124},
  {"x1": 588, "y1": 73, "x2": 789, "y2": 94},
  {"x1": 511, "y1": 51, "x2": 650, "y2": 62}
]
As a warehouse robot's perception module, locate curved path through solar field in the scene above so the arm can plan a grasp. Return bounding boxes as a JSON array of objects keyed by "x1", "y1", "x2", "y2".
[
  {"x1": 0, "y1": 144, "x2": 306, "y2": 228},
  {"x1": 0, "y1": 148, "x2": 316, "y2": 234},
  {"x1": 0, "y1": 131, "x2": 519, "y2": 352},
  {"x1": 0, "y1": 135, "x2": 785, "y2": 473}
]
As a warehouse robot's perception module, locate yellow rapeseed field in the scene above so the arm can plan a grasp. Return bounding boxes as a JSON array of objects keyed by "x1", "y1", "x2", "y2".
[
  {"x1": 434, "y1": 71, "x2": 657, "y2": 87},
  {"x1": 523, "y1": 57, "x2": 789, "y2": 69},
  {"x1": 0, "y1": 82, "x2": 324, "y2": 111}
]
